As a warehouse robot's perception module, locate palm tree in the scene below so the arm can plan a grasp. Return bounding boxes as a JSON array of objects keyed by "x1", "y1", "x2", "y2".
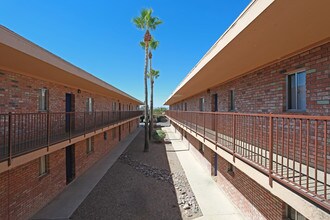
[
  {"x1": 132, "y1": 8, "x2": 162, "y2": 152},
  {"x1": 148, "y1": 69, "x2": 160, "y2": 138},
  {"x1": 140, "y1": 38, "x2": 159, "y2": 139}
]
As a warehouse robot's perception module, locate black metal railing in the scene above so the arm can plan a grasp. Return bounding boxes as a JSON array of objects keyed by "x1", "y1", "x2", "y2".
[{"x1": 0, "y1": 111, "x2": 142, "y2": 163}]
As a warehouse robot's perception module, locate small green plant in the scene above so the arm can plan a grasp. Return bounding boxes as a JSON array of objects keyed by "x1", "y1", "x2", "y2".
[{"x1": 152, "y1": 129, "x2": 166, "y2": 142}]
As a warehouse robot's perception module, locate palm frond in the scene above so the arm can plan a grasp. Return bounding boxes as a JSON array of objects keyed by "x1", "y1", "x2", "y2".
[{"x1": 139, "y1": 41, "x2": 146, "y2": 49}]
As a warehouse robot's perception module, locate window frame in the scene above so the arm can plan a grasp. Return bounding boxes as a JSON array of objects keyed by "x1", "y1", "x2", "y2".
[
  {"x1": 38, "y1": 88, "x2": 49, "y2": 112},
  {"x1": 199, "y1": 97, "x2": 205, "y2": 112},
  {"x1": 86, "y1": 137, "x2": 94, "y2": 154},
  {"x1": 86, "y1": 97, "x2": 93, "y2": 113},
  {"x1": 286, "y1": 70, "x2": 307, "y2": 112},
  {"x1": 39, "y1": 155, "x2": 49, "y2": 176}
]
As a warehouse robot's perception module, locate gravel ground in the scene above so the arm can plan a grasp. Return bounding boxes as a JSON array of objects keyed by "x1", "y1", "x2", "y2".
[{"x1": 71, "y1": 127, "x2": 202, "y2": 220}]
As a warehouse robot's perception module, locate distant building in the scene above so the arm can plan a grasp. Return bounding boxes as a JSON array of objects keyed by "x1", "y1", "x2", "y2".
[
  {"x1": 166, "y1": 1, "x2": 330, "y2": 219},
  {"x1": 0, "y1": 26, "x2": 142, "y2": 219}
]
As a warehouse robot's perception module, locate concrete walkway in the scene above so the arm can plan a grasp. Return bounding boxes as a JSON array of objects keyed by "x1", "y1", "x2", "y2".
[
  {"x1": 32, "y1": 127, "x2": 141, "y2": 220},
  {"x1": 163, "y1": 126, "x2": 244, "y2": 220}
]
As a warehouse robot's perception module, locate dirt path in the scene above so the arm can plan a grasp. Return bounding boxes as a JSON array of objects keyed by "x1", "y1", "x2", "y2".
[{"x1": 71, "y1": 128, "x2": 202, "y2": 220}]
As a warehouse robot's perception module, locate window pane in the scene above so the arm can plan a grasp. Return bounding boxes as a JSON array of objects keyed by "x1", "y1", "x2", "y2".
[
  {"x1": 288, "y1": 74, "x2": 296, "y2": 109},
  {"x1": 40, "y1": 156, "x2": 46, "y2": 175},
  {"x1": 297, "y1": 72, "x2": 306, "y2": 110}
]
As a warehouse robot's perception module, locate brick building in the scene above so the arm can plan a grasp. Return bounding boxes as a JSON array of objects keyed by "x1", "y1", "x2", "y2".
[
  {"x1": 0, "y1": 26, "x2": 142, "y2": 219},
  {"x1": 166, "y1": 1, "x2": 330, "y2": 219}
]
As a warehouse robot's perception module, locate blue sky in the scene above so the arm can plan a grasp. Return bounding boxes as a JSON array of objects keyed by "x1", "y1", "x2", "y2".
[{"x1": 1, "y1": 0, "x2": 251, "y2": 107}]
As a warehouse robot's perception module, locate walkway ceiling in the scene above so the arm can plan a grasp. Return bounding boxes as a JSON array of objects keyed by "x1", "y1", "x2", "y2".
[
  {"x1": 165, "y1": 0, "x2": 330, "y2": 105},
  {"x1": 0, "y1": 26, "x2": 143, "y2": 105}
]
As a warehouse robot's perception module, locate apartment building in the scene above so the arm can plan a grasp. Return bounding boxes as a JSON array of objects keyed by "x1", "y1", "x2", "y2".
[
  {"x1": 0, "y1": 26, "x2": 142, "y2": 219},
  {"x1": 165, "y1": 1, "x2": 330, "y2": 219}
]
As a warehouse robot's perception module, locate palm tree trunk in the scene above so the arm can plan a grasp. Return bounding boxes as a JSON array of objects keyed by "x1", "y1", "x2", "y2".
[
  {"x1": 144, "y1": 43, "x2": 149, "y2": 152},
  {"x1": 150, "y1": 78, "x2": 154, "y2": 138},
  {"x1": 149, "y1": 57, "x2": 153, "y2": 140}
]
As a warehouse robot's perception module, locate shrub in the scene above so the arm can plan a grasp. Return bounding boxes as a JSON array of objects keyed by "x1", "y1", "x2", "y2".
[{"x1": 152, "y1": 129, "x2": 166, "y2": 142}]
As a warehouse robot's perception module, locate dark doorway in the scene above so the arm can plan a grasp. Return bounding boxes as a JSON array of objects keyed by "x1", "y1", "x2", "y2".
[
  {"x1": 65, "y1": 93, "x2": 75, "y2": 132},
  {"x1": 66, "y1": 145, "x2": 75, "y2": 184},
  {"x1": 211, "y1": 94, "x2": 218, "y2": 112}
]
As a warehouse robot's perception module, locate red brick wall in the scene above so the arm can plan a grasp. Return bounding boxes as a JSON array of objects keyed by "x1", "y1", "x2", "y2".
[
  {"x1": 0, "y1": 70, "x2": 134, "y2": 113},
  {"x1": 217, "y1": 155, "x2": 285, "y2": 220},
  {"x1": 0, "y1": 149, "x2": 66, "y2": 220},
  {"x1": 172, "y1": 42, "x2": 330, "y2": 116},
  {"x1": 172, "y1": 123, "x2": 285, "y2": 219},
  {"x1": 0, "y1": 119, "x2": 137, "y2": 219}
]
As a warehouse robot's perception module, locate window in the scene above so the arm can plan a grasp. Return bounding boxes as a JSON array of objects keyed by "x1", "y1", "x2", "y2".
[
  {"x1": 287, "y1": 71, "x2": 306, "y2": 111},
  {"x1": 112, "y1": 102, "x2": 117, "y2": 111},
  {"x1": 229, "y1": 90, "x2": 235, "y2": 111},
  {"x1": 199, "y1": 142, "x2": 204, "y2": 154},
  {"x1": 104, "y1": 132, "x2": 107, "y2": 140},
  {"x1": 86, "y1": 137, "x2": 94, "y2": 154},
  {"x1": 184, "y1": 102, "x2": 187, "y2": 111},
  {"x1": 39, "y1": 88, "x2": 48, "y2": 111},
  {"x1": 227, "y1": 162, "x2": 234, "y2": 176},
  {"x1": 287, "y1": 205, "x2": 307, "y2": 220},
  {"x1": 86, "y1": 98, "x2": 93, "y2": 112},
  {"x1": 39, "y1": 155, "x2": 49, "y2": 176},
  {"x1": 199, "y1": 98, "x2": 205, "y2": 111}
]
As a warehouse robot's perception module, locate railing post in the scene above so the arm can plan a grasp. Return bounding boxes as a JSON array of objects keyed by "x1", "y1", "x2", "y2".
[
  {"x1": 269, "y1": 113, "x2": 274, "y2": 187},
  {"x1": 8, "y1": 112, "x2": 12, "y2": 166},
  {"x1": 195, "y1": 112, "x2": 198, "y2": 136},
  {"x1": 232, "y1": 114, "x2": 236, "y2": 162},
  {"x1": 203, "y1": 113, "x2": 206, "y2": 141},
  {"x1": 84, "y1": 112, "x2": 86, "y2": 136},
  {"x1": 102, "y1": 111, "x2": 104, "y2": 127},
  {"x1": 94, "y1": 111, "x2": 96, "y2": 132},
  {"x1": 47, "y1": 112, "x2": 50, "y2": 151}
]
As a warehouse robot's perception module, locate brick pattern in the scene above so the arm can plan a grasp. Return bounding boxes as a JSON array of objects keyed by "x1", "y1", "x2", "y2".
[
  {"x1": 0, "y1": 149, "x2": 66, "y2": 219},
  {"x1": 0, "y1": 119, "x2": 138, "y2": 219},
  {"x1": 0, "y1": 68, "x2": 141, "y2": 219},
  {"x1": 217, "y1": 155, "x2": 285, "y2": 220},
  {"x1": 173, "y1": 122, "x2": 286, "y2": 219},
  {"x1": 0, "y1": 70, "x2": 134, "y2": 113},
  {"x1": 171, "y1": 42, "x2": 330, "y2": 116}
]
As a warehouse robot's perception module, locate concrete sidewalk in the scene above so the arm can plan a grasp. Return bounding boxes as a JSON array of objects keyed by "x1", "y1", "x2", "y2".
[
  {"x1": 32, "y1": 128, "x2": 141, "y2": 220},
  {"x1": 163, "y1": 126, "x2": 244, "y2": 220}
]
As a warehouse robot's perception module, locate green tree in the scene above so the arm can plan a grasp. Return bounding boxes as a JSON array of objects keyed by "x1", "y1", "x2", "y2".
[
  {"x1": 132, "y1": 8, "x2": 162, "y2": 152},
  {"x1": 140, "y1": 37, "x2": 159, "y2": 139}
]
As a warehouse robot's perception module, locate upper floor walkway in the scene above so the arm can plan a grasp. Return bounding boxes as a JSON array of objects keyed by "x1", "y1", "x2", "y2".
[
  {"x1": 0, "y1": 110, "x2": 142, "y2": 167},
  {"x1": 166, "y1": 110, "x2": 330, "y2": 212}
]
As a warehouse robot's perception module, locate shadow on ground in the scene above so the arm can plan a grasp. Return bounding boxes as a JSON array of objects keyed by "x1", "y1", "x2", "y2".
[{"x1": 71, "y1": 127, "x2": 183, "y2": 220}]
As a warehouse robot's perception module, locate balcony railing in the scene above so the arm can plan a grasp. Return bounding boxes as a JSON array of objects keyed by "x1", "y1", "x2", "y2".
[
  {"x1": 0, "y1": 111, "x2": 142, "y2": 163},
  {"x1": 166, "y1": 110, "x2": 330, "y2": 208}
]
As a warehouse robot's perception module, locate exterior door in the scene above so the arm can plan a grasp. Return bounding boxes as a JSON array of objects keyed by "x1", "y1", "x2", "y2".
[
  {"x1": 65, "y1": 93, "x2": 75, "y2": 132},
  {"x1": 211, "y1": 94, "x2": 218, "y2": 112},
  {"x1": 66, "y1": 145, "x2": 75, "y2": 184}
]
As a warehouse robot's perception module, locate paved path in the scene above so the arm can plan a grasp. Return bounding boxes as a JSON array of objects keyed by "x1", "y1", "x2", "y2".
[
  {"x1": 32, "y1": 128, "x2": 141, "y2": 220},
  {"x1": 163, "y1": 126, "x2": 244, "y2": 220}
]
